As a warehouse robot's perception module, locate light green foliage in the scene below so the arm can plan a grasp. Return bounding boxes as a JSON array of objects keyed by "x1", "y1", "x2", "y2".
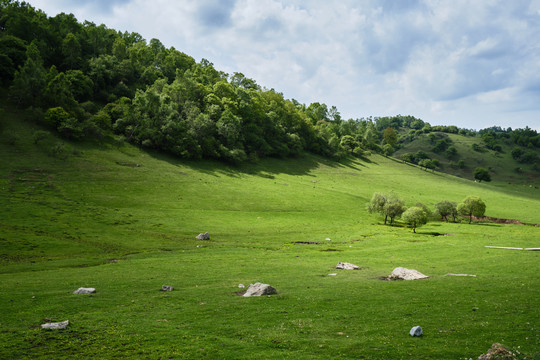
[
  {"x1": 401, "y1": 206, "x2": 428, "y2": 232},
  {"x1": 458, "y1": 196, "x2": 486, "y2": 223}
]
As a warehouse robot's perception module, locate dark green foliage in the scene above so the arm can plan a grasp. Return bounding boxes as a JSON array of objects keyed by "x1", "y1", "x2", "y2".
[
  {"x1": 474, "y1": 167, "x2": 491, "y2": 182},
  {"x1": 511, "y1": 146, "x2": 539, "y2": 164},
  {"x1": 0, "y1": 0, "x2": 387, "y2": 161}
]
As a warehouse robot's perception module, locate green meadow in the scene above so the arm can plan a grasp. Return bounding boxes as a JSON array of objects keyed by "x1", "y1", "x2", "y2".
[{"x1": 1, "y1": 108, "x2": 539, "y2": 359}]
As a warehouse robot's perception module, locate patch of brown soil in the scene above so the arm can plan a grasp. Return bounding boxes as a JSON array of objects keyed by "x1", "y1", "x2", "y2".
[{"x1": 472, "y1": 216, "x2": 524, "y2": 225}]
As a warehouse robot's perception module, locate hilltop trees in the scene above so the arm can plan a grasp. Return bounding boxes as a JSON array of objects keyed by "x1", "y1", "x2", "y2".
[
  {"x1": 457, "y1": 196, "x2": 486, "y2": 224},
  {"x1": 2, "y1": 0, "x2": 396, "y2": 163}
]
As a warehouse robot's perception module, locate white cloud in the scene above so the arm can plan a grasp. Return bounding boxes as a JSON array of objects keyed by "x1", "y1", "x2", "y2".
[{"x1": 27, "y1": 0, "x2": 540, "y2": 130}]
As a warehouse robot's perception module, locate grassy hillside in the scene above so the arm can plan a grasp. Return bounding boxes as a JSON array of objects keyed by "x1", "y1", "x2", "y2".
[
  {"x1": 394, "y1": 132, "x2": 540, "y2": 185},
  {"x1": 1, "y1": 104, "x2": 539, "y2": 359}
]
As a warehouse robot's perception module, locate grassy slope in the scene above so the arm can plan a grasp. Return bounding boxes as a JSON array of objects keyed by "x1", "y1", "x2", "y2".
[
  {"x1": 1, "y1": 105, "x2": 539, "y2": 359},
  {"x1": 394, "y1": 132, "x2": 540, "y2": 185}
]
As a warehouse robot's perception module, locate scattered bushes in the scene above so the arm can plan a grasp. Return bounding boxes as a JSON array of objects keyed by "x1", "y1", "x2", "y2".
[{"x1": 367, "y1": 192, "x2": 488, "y2": 230}]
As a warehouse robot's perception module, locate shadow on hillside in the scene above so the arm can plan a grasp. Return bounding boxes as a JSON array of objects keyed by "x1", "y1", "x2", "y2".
[{"x1": 142, "y1": 148, "x2": 374, "y2": 178}]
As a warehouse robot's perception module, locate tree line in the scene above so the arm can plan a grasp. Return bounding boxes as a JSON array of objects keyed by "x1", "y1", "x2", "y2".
[
  {"x1": 0, "y1": 1, "x2": 384, "y2": 163},
  {"x1": 1, "y1": 1, "x2": 538, "y2": 166},
  {"x1": 367, "y1": 192, "x2": 487, "y2": 232}
]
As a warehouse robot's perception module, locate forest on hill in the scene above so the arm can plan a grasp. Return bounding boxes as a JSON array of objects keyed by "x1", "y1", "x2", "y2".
[{"x1": 1, "y1": 0, "x2": 539, "y2": 172}]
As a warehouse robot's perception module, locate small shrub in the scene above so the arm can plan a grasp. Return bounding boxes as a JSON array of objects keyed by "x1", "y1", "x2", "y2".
[
  {"x1": 50, "y1": 142, "x2": 68, "y2": 159},
  {"x1": 32, "y1": 130, "x2": 50, "y2": 144}
]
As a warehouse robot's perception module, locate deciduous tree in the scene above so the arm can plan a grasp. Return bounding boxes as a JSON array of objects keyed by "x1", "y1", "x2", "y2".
[
  {"x1": 434, "y1": 201, "x2": 457, "y2": 222},
  {"x1": 401, "y1": 206, "x2": 428, "y2": 233},
  {"x1": 457, "y1": 196, "x2": 486, "y2": 224}
]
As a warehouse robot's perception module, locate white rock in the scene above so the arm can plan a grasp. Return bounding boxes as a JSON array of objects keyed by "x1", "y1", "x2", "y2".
[
  {"x1": 161, "y1": 285, "x2": 174, "y2": 291},
  {"x1": 328, "y1": 273, "x2": 338, "y2": 276},
  {"x1": 41, "y1": 320, "x2": 69, "y2": 330},
  {"x1": 196, "y1": 232, "x2": 210, "y2": 240},
  {"x1": 388, "y1": 267, "x2": 429, "y2": 280},
  {"x1": 73, "y1": 287, "x2": 96, "y2": 294},
  {"x1": 410, "y1": 326, "x2": 423, "y2": 336},
  {"x1": 243, "y1": 282, "x2": 277, "y2": 297},
  {"x1": 336, "y1": 261, "x2": 360, "y2": 270},
  {"x1": 238, "y1": 284, "x2": 245, "y2": 288}
]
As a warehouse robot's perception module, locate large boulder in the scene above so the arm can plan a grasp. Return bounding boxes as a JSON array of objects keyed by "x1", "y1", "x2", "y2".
[
  {"x1": 388, "y1": 267, "x2": 429, "y2": 280},
  {"x1": 336, "y1": 261, "x2": 360, "y2": 270},
  {"x1": 73, "y1": 287, "x2": 96, "y2": 294},
  {"x1": 243, "y1": 282, "x2": 277, "y2": 297},
  {"x1": 196, "y1": 232, "x2": 210, "y2": 240},
  {"x1": 41, "y1": 320, "x2": 69, "y2": 330}
]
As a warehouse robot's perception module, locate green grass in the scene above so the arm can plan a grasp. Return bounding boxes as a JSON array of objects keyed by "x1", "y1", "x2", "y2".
[{"x1": 1, "y1": 104, "x2": 539, "y2": 359}]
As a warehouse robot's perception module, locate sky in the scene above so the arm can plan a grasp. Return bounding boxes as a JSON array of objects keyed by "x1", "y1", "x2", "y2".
[{"x1": 29, "y1": 0, "x2": 540, "y2": 131}]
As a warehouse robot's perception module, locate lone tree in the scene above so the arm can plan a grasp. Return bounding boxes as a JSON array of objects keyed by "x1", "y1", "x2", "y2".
[
  {"x1": 434, "y1": 200, "x2": 458, "y2": 222},
  {"x1": 401, "y1": 206, "x2": 429, "y2": 233},
  {"x1": 457, "y1": 196, "x2": 486, "y2": 224},
  {"x1": 367, "y1": 192, "x2": 406, "y2": 225},
  {"x1": 474, "y1": 167, "x2": 491, "y2": 182}
]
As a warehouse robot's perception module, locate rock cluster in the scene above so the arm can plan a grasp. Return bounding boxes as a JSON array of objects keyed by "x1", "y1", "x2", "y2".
[{"x1": 477, "y1": 343, "x2": 516, "y2": 360}]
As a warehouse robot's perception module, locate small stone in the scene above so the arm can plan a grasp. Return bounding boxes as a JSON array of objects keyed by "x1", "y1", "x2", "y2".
[
  {"x1": 196, "y1": 232, "x2": 210, "y2": 240},
  {"x1": 410, "y1": 326, "x2": 423, "y2": 337},
  {"x1": 161, "y1": 285, "x2": 174, "y2": 291},
  {"x1": 73, "y1": 287, "x2": 96, "y2": 294},
  {"x1": 238, "y1": 284, "x2": 245, "y2": 288},
  {"x1": 328, "y1": 273, "x2": 338, "y2": 276},
  {"x1": 325, "y1": 238, "x2": 331, "y2": 241},
  {"x1": 243, "y1": 282, "x2": 277, "y2": 297},
  {"x1": 41, "y1": 320, "x2": 69, "y2": 330},
  {"x1": 336, "y1": 261, "x2": 360, "y2": 270}
]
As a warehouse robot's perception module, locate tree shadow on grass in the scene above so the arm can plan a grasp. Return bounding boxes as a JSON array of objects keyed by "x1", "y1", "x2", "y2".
[{"x1": 140, "y1": 147, "x2": 375, "y2": 178}]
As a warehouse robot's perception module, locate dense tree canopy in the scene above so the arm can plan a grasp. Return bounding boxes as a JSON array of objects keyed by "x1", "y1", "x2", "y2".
[{"x1": 1, "y1": 1, "x2": 538, "y2": 167}]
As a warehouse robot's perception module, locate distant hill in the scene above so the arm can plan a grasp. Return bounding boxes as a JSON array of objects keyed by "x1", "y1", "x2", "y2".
[{"x1": 392, "y1": 127, "x2": 540, "y2": 185}]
